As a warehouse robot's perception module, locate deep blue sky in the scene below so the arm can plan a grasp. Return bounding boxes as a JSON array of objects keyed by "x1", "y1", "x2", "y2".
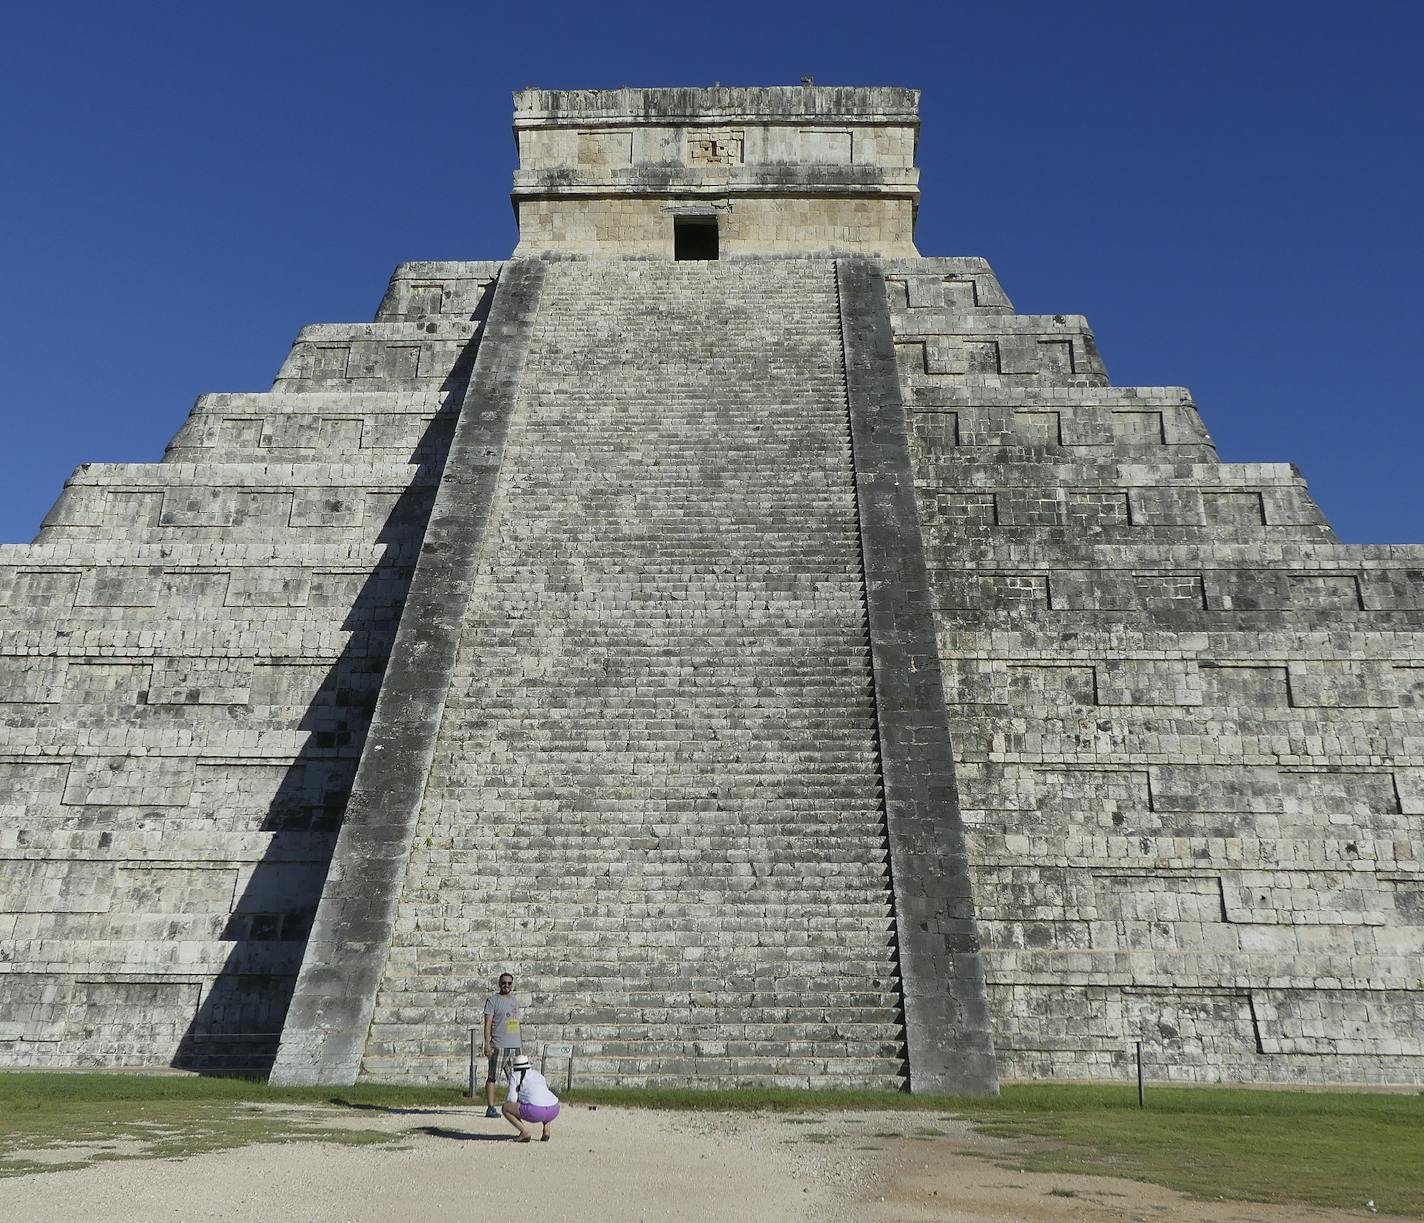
[{"x1": 2, "y1": 2, "x2": 1420, "y2": 543}]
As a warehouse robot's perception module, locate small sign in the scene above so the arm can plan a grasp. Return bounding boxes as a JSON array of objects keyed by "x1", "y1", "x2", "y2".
[{"x1": 543, "y1": 1043, "x2": 574, "y2": 1058}]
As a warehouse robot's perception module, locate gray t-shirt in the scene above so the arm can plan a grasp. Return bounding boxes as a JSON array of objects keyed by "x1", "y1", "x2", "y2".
[{"x1": 484, "y1": 994, "x2": 522, "y2": 1049}]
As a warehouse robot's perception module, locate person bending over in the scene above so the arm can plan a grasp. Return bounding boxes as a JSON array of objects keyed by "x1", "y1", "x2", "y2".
[{"x1": 502, "y1": 1053, "x2": 560, "y2": 1143}]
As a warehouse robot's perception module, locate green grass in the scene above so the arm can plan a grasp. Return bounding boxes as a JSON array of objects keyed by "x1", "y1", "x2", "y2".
[
  {"x1": 958, "y1": 1083, "x2": 1424, "y2": 1217},
  {"x1": 0, "y1": 1073, "x2": 1421, "y2": 1215}
]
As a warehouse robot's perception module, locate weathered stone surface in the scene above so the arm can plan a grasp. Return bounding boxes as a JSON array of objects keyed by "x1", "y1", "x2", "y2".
[
  {"x1": 1, "y1": 86, "x2": 1420, "y2": 1090},
  {"x1": 837, "y1": 255, "x2": 998, "y2": 1095},
  {"x1": 357, "y1": 258, "x2": 908, "y2": 1089},
  {"x1": 513, "y1": 87, "x2": 919, "y2": 258},
  {"x1": 0, "y1": 273, "x2": 487, "y2": 1070},
  {"x1": 270, "y1": 259, "x2": 546, "y2": 1085},
  {"x1": 886, "y1": 255, "x2": 1424, "y2": 1085}
]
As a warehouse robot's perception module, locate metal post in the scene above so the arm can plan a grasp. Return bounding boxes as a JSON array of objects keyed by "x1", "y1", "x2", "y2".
[
  {"x1": 1136, "y1": 1040, "x2": 1145, "y2": 1108},
  {"x1": 567, "y1": 1050, "x2": 575, "y2": 1094},
  {"x1": 467, "y1": 1027, "x2": 479, "y2": 1099}
]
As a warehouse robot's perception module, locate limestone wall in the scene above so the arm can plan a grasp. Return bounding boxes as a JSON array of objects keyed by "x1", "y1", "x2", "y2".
[
  {"x1": 514, "y1": 196, "x2": 918, "y2": 258},
  {"x1": 516, "y1": 119, "x2": 916, "y2": 175},
  {"x1": 886, "y1": 258, "x2": 1424, "y2": 1084},
  {"x1": 0, "y1": 261, "x2": 498, "y2": 1068},
  {"x1": 511, "y1": 85, "x2": 920, "y2": 257}
]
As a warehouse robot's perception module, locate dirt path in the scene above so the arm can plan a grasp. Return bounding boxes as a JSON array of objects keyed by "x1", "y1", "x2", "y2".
[{"x1": 0, "y1": 1105, "x2": 1394, "y2": 1222}]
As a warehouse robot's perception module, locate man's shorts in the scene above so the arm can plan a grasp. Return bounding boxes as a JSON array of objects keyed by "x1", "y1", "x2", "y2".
[{"x1": 487, "y1": 1046, "x2": 519, "y2": 1084}]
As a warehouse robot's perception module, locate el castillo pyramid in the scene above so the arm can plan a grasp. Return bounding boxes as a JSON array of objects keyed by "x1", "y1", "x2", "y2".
[{"x1": 1, "y1": 87, "x2": 1420, "y2": 1093}]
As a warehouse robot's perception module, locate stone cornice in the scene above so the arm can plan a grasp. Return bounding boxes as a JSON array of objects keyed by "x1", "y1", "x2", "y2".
[{"x1": 513, "y1": 85, "x2": 920, "y2": 127}]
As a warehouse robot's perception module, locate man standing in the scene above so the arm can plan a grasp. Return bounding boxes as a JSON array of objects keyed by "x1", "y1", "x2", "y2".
[{"x1": 482, "y1": 971, "x2": 521, "y2": 1118}]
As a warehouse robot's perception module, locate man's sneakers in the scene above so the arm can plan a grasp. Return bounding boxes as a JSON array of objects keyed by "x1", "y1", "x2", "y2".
[{"x1": 485, "y1": 1106, "x2": 500, "y2": 1118}]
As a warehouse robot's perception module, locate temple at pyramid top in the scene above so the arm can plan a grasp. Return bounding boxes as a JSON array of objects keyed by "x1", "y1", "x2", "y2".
[{"x1": 511, "y1": 85, "x2": 921, "y2": 258}]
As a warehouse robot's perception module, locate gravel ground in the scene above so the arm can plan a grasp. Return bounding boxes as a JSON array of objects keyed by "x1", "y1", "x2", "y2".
[{"x1": 0, "y1": 1105, "x2": 1398, "y2": 1222}]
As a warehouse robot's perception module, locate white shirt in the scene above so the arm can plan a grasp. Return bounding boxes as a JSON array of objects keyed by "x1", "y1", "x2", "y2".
[{"x1": 506, "y1": 1067, "x2": 559, "y2": 1108}]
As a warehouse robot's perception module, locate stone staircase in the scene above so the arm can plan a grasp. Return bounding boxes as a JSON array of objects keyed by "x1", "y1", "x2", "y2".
[{"x1": 363, "y1": 260, "x2": 906, "y2": 1087}]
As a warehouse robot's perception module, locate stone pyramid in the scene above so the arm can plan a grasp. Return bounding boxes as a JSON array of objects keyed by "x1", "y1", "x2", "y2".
[{"x1": 1, "y1": 87, "x2": 1419, "y2": 1092}]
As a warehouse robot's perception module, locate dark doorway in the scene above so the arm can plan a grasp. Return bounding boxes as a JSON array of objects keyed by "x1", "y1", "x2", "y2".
[{"x1": 674, "y1": 216, "x2": 719, "y2": 261}]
